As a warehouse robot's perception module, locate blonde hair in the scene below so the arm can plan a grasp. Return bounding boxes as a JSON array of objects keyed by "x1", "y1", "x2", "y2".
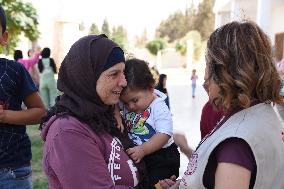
[{"x1": 206, "y1": 21, "x2": 283, "y2": 111}]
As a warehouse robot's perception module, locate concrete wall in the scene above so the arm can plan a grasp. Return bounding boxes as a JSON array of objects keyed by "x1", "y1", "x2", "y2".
[
  {"x1": 214, "y1": 0, "x2": 284, "y2": 46},
  {"x1": 161, "y1": 48, "x2": 186, "y2": 69},
  {"x1": 271, "y1": 5, "x2": 284, "y2": 39}
]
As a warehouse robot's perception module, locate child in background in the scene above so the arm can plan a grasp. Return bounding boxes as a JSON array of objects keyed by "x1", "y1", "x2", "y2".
[
  {"x1": 119, "y1": 58, "x2": 180, "y2": 188},
  {"x1": 0, "y1": 6, "x2": 46, "y2": 189},
  {"x1": 191, "y1": 69, "x2": 198, "y2": 98},
  {"x1": 155, "y1": 74, "x2": 170, "y2": 109},
  {"x1": 14, "y1": 48, "x2": 41, "y2": 71}
]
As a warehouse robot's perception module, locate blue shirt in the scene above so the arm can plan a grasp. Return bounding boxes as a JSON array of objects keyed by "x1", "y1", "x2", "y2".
[{"x1": 0, "y1": 58, "x2": 37, "y2": 169}]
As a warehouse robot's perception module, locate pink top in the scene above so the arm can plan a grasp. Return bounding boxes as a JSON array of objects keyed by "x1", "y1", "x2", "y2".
[{"x1": 17, "y1": 53, "x2": 40, "y2": 71}]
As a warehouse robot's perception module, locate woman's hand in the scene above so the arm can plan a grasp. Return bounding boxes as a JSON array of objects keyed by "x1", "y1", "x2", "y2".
[{"x1": 158, "y1": 178, "x2": 180, "y2": 189}]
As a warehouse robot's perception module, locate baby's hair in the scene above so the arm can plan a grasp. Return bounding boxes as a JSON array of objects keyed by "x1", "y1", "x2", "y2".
[{"x1": 124, "y1": 58, "x2": 155, "y2": 91}]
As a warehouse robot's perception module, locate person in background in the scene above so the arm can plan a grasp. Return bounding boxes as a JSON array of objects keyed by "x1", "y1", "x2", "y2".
[
  {"x1": 40, "y1": 35, "x2": 148, "y2": 189},
  {"x1": 159, "y1": 21, "x2": 284, "y2": 189},
  {"x1": 27, "y1": 48, "x2": 40, "y2": 88},
  {"x1": 156, "y1": 74, "x2": 170, "y2": 109},
  {"x1": 13, "y1": 48, "x2": 41, "y2": 71},
  {"x1": 0, "y1": 6, "x2": 46, "y2": 189},
  {"x1": 173, "y1": 101, "x2": 223, "y2": 160},
  {"x1": 190, "y1": 69, "x2": 198, "y2": 98},
  {"x1": 119, "y1": 59, "x2": 180, "y2": 188},
  {"x1": 38, "y1": 47, "x2": 57, "y2": 108}
]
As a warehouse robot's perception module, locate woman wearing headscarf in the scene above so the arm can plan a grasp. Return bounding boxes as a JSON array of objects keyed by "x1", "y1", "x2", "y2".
[{"x1": 40, "y1": 35, "x2": 148, "y2": 189}]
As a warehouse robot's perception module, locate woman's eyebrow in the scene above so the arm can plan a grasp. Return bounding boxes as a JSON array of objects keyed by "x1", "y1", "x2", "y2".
[{"x1": 108, "y1": 69, "x2": 121, "y2": 73}]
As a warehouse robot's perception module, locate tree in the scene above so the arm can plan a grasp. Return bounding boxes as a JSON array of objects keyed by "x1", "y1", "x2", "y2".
[
  {"x1": 111, "y1": 25, "x2": 128, "y2": 50},
  {"x1": 193, "y1": 0, "x2": 215, "y2": 40},
  {"x1": 156, "y1": 11, "x2": 189, "y2": 43},
  {"x1": 89, "y1": 23, "x2": 100, "y2": 34},
  {"x1": 156, "y1": 0, "x2": 215, "y2": 42},
  {"x1": 101, "y1": 18, "x2": 110, "y2": 37},
  {"x1": 145, "y1": 38, "x2": 166, "y2": 56},
  {"x1": 0, "y1": 0, "x2": 40, "y2": 54}
]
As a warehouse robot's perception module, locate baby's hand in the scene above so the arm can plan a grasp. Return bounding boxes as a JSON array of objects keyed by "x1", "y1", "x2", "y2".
[
  {"x1": 126, "y1": 146, "x2": 145, "y2": 163},
  {"x1": 173, "y1": 133, "x2": 192, "y2": 158}
]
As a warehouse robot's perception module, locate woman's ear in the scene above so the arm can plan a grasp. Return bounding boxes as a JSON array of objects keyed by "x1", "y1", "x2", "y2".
[{"x1": 0, "y1": 31, "x2": 8, "y2": 46}]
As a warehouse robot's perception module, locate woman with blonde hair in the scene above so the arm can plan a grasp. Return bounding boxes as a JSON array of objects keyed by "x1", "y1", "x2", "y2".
[{"x1": 159, "y1": 21, "x2": 284, "y2": 189}]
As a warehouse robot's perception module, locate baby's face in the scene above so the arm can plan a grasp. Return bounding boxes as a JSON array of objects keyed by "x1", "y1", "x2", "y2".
[{"x1": 120, "y1": 88, "x2": 154, "y2": 114}]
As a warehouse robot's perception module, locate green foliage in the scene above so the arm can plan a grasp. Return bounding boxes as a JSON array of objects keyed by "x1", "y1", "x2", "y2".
[
  {"x1": 27, "y1": 125, "x2": 48, "y2": 188},
  {"x1": 89, "y1": 23, "x2": 100, "y2": 34},
  {"x1": 111, "y1": 25, "x2": 128, "y2": 50},
  {"x1": 145, "y1": 38, "x2": 166, "y2": 56},
  {"x1": 194, "y1": 0, "x2": 215, "y2": 40},
  {"x1": 176, "y1": 30, "x2": 203, "y2": 61},
  {"x1": 101, "y1": 18, "x2": 110, "y2": 37},
  {"x1": 156, "y1": 11, "x2": 190, "y2": 43},
  {"x1": 175, "y1": 42, "x2": 187, "y2": 56},
  {"x1": 156, "y1": 0, "x2": 215, "y2": 42},
  {"x1": 0, "y1": 0, "x2": 40, "y2": 54},
  {"x1": 89, "y1": 21, "x2": 128, "y2": 50}
]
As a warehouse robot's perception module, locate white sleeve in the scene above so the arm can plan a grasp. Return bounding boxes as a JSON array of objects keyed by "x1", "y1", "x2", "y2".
[{"x1": 153, "y1": 101, "x2": 173, "y2": 137}]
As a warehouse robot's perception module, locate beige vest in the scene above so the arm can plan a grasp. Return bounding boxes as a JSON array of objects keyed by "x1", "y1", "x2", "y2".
[{"x1": 180, "y1": 103, "x2": 284, "y2": 189}]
